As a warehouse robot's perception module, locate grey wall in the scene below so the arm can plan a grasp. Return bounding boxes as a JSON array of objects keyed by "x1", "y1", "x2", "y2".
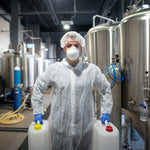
[{"x1": 0, "y1": 16, "x2": 10, "y2": 53}]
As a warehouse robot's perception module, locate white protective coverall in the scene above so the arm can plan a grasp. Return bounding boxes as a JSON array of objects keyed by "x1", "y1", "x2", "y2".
[{"x1": 31, "y1": 58, "x2": 113, "y2": 150}]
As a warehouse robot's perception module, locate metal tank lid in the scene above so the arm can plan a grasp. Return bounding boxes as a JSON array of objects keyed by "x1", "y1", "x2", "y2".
[
  {"x1": 122, "y1": 5, "x2": 150, "y2": 23},
  {"x1": 3, "y1": 49, "x2": 15, "y2": 54},
  {"x1": 3, "y1": 49, "x2": 20, "y2": 56},
  {"x1": 87, "y1": 22, "x2": 118, "y2": 34}
]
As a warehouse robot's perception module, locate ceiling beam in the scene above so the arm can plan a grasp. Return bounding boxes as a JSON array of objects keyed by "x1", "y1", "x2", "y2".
[
  {"x1": 40, "y1": 25, "x2": 92, "y2": 32},
  {"x1": 0, "y1": 7, "x2": 11, "y2": 22},
  {"x1": 20, "y1": 11, "x2": 50, "y2": 15},
  {"x1": 20, "y1": 10, "x2": 97, "y2": 16},
  {"x1": 44, "y1": 0, "x2": 59, "y2": 25},
  {"x1": 57, "y1": 10, "x2": 97, "y2": 14}
]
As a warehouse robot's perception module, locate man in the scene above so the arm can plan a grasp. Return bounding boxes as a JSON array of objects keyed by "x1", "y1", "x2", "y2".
[{"x1": 31, "y1": 31, "x2": 113, "y2": 150}]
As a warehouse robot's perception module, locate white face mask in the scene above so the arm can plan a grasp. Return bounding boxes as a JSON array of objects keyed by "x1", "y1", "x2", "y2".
[{"x1": 66, "y1": 46, "x2": 79, "y2": 61}]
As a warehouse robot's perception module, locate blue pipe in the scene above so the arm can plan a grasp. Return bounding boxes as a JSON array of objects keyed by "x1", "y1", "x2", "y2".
[
  {"x1": 14, "y1": 66, "x2": 21, "y2": 111},
  {"x1": 106, "y1": 63, "x2": 125, "y2": 88}
]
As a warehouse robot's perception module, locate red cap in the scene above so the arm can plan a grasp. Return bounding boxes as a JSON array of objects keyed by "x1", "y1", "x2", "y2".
[{"x1": 106, "y1": 126, "x2": 113, "y2": 132}]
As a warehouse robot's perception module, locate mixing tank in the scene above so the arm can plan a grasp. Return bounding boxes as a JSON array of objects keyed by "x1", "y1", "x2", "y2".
[
  {"x1": 22, "y1": 54, "x2": 35, "y2": 89},
  {"x1": 85, "y1": 22, "x2": 122, "y2": 134},
  {"x1": 2, "y1": 49, "x2": 21, "y2": 88},
  {"x1": 118, "y1": 8, "x2": 150, "y2": 150},
  {"x1": 85, "y1": 23, "x2": 118, "y2": 74}
]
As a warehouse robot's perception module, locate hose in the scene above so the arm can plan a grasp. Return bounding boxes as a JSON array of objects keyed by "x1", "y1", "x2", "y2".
[
  {"x1": 106, "y1": 63, "x2": 125, "y2": 88},
  {"x1": 0, "y1": 127, "x2": 28, "y2": 132},
  {"x1": 0, "y1": 93, "x2": 30, "y2": 124}
]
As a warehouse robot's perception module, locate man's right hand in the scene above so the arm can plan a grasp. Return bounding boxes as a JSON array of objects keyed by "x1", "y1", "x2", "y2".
[{"x1": 34, "y1": 113, "x2": 43, "y2": 124}]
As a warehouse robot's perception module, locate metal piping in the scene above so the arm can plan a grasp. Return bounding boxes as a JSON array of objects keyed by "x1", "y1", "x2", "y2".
[
  {"x1": 29, "y1": 0, "x2": 49, "y2": 27},
  {"x1": 93, "y1": 15, "x2": 115, "y2": 27},
  {"x1": 136, "y1": 0, "x2": 142, "y2": 6},
  {"x1": 99, "y1": 0, "x2": 117, "y2": 24},
  {"x1": 0, "y1": 7, "x2": 11, "y2": 22},
  {"x1": 57, "y1": 10, "x2": 97, "y2": 14},
  {"x1": 98, "y1": 0, "x2": 109, "y2": 15},
  {"x1": 92, "y1": 15, "x2": 115, "y2": 65},
  {"x1": 45, "y1": 0, "x2": 59, "y2": 25},
  {"x1": 20, "y1": 10, "x2": 98, "y2": 15},
  {"x1": 72, "y1": 0, "x2": 77, "y2": 20}
]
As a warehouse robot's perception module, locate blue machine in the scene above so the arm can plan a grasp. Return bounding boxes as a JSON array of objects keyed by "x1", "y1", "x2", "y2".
[{"x1": 14, "y1": 66, "x2": 21, "y2": 111}]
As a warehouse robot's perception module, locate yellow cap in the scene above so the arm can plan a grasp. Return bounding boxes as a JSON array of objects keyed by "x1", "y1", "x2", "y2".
[{"x1": 34, "y1": 124, "x2": 42, "y2": 130}]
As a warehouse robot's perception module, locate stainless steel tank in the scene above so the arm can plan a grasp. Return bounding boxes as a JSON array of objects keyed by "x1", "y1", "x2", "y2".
[
  {"x1": 0, "y1": 55, "x2": 2, "y2": 75},
  {"x1": 85, "y1": 23, "x2": 118, "y2": 74},
  {"x1": 118, "y1": 9, "x2": 150, "y2": 150},
  {"x1": 118, "y1": 9, "x2": 150, "y2": 112},
  {"x1": 34, "y1": 57, "x2": 44, "y2": 81},
  {"x1": 43, "y1": 59, "x2": 51, "y2": 72},
  {"x1": 85, "y1": 23, "x2": 121, "y2": 133},
  {"x1": 22, "y1": 54, "x2": 35, "y2": 89},
  {"x1": 2, "y1": 49, "x2": 21, "y2": 88},
  {"x1": 40, "y1": 50, "x2": 48, "y2": 59},
  {"x1": 0, "y1": 55, "x2": 3, "y2": 93},
  {"x1": 48, "y1": 44, "x2": 56, "y2": 59}
]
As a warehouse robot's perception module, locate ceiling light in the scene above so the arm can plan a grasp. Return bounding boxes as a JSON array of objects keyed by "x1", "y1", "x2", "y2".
[
  {"x1": 61, "y1": 20, "x2": 73, "y2": 30},
  {"x1": 30, "y1": 37, "x2": 41, "y2": 40},
  {"x1": 45, "y1": 48, "x2": 48, "y2": 51},
  {"x1": 61, "y1": 20, "x2": 73, "y2": 25},
  {"x1": 63, "y1": 24, "x2": 70, "y2": 30},
  {"x1": 41, "y1": 45, "x2": 45, "y2": 49}
]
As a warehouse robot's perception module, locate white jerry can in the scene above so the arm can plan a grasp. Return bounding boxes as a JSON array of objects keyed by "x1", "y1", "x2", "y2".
[
  {"x1": 92, "y1": 120, "x2": 119, "y2": 150},
  {"x1": 28, "y1": 120, "x2": 50, "y2": 150}
]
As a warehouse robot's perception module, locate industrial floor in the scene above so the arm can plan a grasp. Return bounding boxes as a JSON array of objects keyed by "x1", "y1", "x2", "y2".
[
  {"x1": 0, "y1": 90, "x2": 51, "y2": 150},
  {"x1": 0, "y1": 90, "x2": 145, "y2": 150}
]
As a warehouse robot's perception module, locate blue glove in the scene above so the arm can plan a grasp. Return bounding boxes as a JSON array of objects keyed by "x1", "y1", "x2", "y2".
[
  {"x1": 34, "y1": 113, "x2": 43, "y2": 125},
  {"x1": 100, "y1": 113, "x2": 110, "y2": 125}
]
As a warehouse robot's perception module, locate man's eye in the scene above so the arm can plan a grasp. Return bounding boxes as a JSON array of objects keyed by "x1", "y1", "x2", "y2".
[
  {"x1": 67, "y1": 45, "x2": 71, "y2": 48},
  {"x1": 75, "y1": 45, "x2": 79, "y2": 48}
]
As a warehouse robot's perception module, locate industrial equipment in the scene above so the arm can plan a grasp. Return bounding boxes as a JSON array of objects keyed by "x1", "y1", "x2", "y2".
[
  {"x1": 2, "y1": 49, "x2": 21, "y2": 102},
  {"x1": 2, "y1": 49, "x2": 21, "y2": 89},
  {"x1": 22, "y1": 54, "x2": 35, "y2": 89},
  {"x1": 0, "y1": 54, "x2": 3, "y2": 94},
  {"x1": 34, "y1": 57, "x2": 44, "y2": 82},
  {"x1": 14, "y1": 66, "x2": 21, "y2": 111},
  {"x1": 85, "y1": 18, "x2": 122, "y2": 135},
  {"x1": 118, "y1": 5, "x2": 150, "y2": 150},
  {"x1": 0, "y1": 40, "x2": 54, "y2": 109}
]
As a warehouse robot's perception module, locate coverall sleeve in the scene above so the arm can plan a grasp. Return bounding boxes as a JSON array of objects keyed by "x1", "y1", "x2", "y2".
[
  {"x1": 94, "y1": 66, "x2": 113, "y2": 114},
  {"x1": 31, "y1": 65, "x2": 55, "y2": 115}
]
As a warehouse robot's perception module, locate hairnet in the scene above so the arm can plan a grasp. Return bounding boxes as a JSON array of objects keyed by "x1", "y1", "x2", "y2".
[{"x1": 60, "y1": 31, "x2": 85, "y2": 48}]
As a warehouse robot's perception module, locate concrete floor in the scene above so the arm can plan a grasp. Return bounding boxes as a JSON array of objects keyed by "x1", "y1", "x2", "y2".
[{"x1": 0, "y1": 93, "x2": 51, "y2": 150}]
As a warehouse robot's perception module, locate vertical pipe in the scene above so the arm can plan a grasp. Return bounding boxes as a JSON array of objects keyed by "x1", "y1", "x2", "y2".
[
  {"x1": 10, "y1": 0, "x2": 21, "y2": 51},
  {"x1": 145, "y1": 18, "x2": 149, "y2": 73},
  {"x1": 92, "y1": 16, "x2": 97, "y2": 65},
  {"x1": 109, "y1": 29, "x2": 113, "y2": 63},
  {"x1": 145, "y1": 18, "x2": 149, "y2": 150},
  {"x1": 14, "y1": 66, "x2": 21, "y2": 111},
  {"x1": 148, "y1": 114, "x2": 150, "y2": 150},
  {"x1": 96, "y1": 90, "x2": 100, "y2": 119}
]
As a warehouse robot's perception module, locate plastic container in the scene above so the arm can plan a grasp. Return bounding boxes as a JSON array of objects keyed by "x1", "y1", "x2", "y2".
[
  {"x1": 140, "y1": 106, "x2": 148, "y2": 121},
  {"x1": 92, "y1": 120, "x2": 119, "y2": 150},
  {"x1": 28, "y1": 120, "x2": 50, "y2": 150}
]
